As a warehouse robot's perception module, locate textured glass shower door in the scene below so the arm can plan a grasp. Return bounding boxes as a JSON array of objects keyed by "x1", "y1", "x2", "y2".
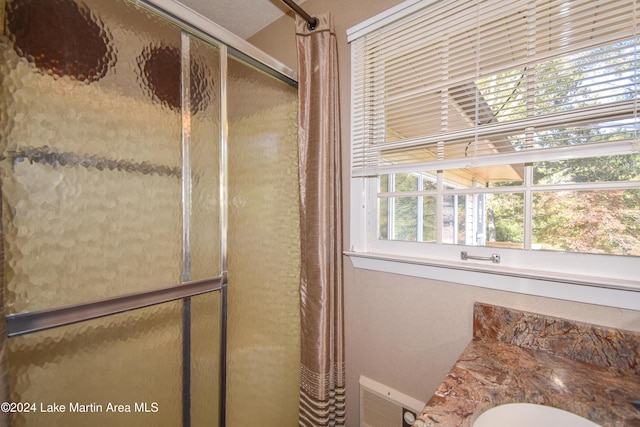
[
  {"x1": 226, "y1": 57, "x2": 301, "y2": 426},
  {"x1": 0, "y1": 0, "x2": 222, "y2": 426}
]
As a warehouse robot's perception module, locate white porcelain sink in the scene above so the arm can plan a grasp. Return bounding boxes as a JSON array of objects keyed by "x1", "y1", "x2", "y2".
[{"x1": 473, "y1": 403, "x2": 601, "y2": 427}]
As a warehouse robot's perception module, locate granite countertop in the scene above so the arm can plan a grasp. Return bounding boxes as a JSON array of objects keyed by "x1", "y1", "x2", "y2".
[{"x1": 413, "y1": 303, "x2": 640, "y2": 427}]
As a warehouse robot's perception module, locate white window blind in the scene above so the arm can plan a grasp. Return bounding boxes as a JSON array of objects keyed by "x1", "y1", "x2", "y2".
[{"x1": 350, "y1": 0, "x2": 640, "y2": 177}]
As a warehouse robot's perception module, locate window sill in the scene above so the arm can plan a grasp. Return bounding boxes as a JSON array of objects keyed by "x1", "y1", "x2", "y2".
[{"x1": 345, "y1": 251, "x2": 640, "y2": 311}]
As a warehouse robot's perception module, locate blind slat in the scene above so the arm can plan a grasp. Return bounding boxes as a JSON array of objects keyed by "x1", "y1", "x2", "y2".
[{"x1": 351, "y1": 0, "x2": 639, "y2": 178}]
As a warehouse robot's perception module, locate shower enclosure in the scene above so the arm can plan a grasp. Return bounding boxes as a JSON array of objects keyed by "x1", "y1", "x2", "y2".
[{"x1": 0, "y1": 0, "x2": 300, "y2": 426}]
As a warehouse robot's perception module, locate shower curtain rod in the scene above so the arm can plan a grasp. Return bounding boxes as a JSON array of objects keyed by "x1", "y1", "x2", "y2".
[{"x1": 280, "y1": 0, "x2": 318, "y2": 30}]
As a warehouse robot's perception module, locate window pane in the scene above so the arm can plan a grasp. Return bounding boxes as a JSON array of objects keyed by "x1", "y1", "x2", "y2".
[
  {"x1": 534, "y1": 154, "x2": 640, "y2": 185},
  {"x1": 442, "y1": 194, "x2": 467, "y2": 244},
  {"x1": 443, "y1": 193, "x2": 524, "y2": 247},
  {"x1": 423, "y1": 196, "x2": 437, "y2": 242},
  {"x1": 533, "y1": 189, "x2": 640, "y2": 255},
  {"x1": 379, "y1": 198, "x2": 389, "y2": 240},
  {"x1": 393, "y1": 196, "x2": 418, "y2": 241},
  {"x1": 379, "y1": 175, "x2": 389, "y2": 239},
  {"x1": 487, "y1": 193, "x2": 524, "y2": 248},
  {"x1": 392, "y1": 173, "x2": 420, "y2": 242}
]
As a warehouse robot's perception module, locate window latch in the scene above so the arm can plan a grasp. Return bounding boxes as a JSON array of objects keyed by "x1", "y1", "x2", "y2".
[{"x1": 461, "y1": 251, "x2": 500, "y2": 264}]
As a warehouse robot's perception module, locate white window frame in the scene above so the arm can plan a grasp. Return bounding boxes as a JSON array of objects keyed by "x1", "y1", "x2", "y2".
[{"x1": 347, "y1": 0, "x2": 640, "y2": 310}]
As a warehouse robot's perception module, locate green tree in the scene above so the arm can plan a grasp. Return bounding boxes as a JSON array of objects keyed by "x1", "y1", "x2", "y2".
[{"x1": 533, "y1": 190, "x2": 640, "y2": 255}]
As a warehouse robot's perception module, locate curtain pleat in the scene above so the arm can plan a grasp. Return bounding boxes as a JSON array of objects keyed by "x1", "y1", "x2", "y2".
[{"x1": 295, "y1": 13, "x2": 345, "y2": 427}]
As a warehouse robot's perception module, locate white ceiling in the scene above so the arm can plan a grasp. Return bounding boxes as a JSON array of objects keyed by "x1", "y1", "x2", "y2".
[{"x1": 175, "y1": 0, "x2": 305, "y2": 39}]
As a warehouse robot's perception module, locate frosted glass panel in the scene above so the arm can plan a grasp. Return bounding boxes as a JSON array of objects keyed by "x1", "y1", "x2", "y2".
[
  {"x1": 191, "y1": 291, "x2": 221, "y2": 426},
  {"x1": 7, "y1": 301, "x2": 183, "y2": 427},
  {"x1": 226, "y1": 57, "x2": 300, "y2": 427},
  {"x1": 0, "y1": 0, "x2": 184, "y2": 312},
  {"x1": 189, "y1": 36, "x2": 222, "y2": 281},
  {"x1": 1, "y1": 161, "x2": 182, "y2": 313}
]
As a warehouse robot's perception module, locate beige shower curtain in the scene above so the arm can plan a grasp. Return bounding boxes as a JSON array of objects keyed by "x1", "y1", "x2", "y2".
[{"x1": 295, "y1": 13, "x2": 345, "y2": 427}]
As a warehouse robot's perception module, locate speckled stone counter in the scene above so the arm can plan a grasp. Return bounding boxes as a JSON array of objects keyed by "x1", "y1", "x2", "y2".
[{"x1": 413, "y1": 303, "x2": 640, "y2": 427}]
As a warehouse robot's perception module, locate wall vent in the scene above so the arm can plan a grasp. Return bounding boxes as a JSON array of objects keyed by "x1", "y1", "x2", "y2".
[{"x1": 359, "y1": 375, "x2": 425, "y2": 427}]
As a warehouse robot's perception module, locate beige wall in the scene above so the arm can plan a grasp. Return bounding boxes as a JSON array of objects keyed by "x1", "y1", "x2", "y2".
[{"x1": 249, "y1": 2, "x2": 640, "y2": 426}]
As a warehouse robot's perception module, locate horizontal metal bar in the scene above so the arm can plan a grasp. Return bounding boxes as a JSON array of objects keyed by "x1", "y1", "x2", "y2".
[
  {"x1": 461, "y1": 251, "x2": 500, "y2": 264},
  {"x1": 6, "y1": 277, "x2": 222, "y2": 338}
]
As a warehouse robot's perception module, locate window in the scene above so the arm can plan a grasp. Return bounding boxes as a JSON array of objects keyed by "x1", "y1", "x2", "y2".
[{"x1": 347, "y1": 0, "x2": 640, "y2": 301}]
